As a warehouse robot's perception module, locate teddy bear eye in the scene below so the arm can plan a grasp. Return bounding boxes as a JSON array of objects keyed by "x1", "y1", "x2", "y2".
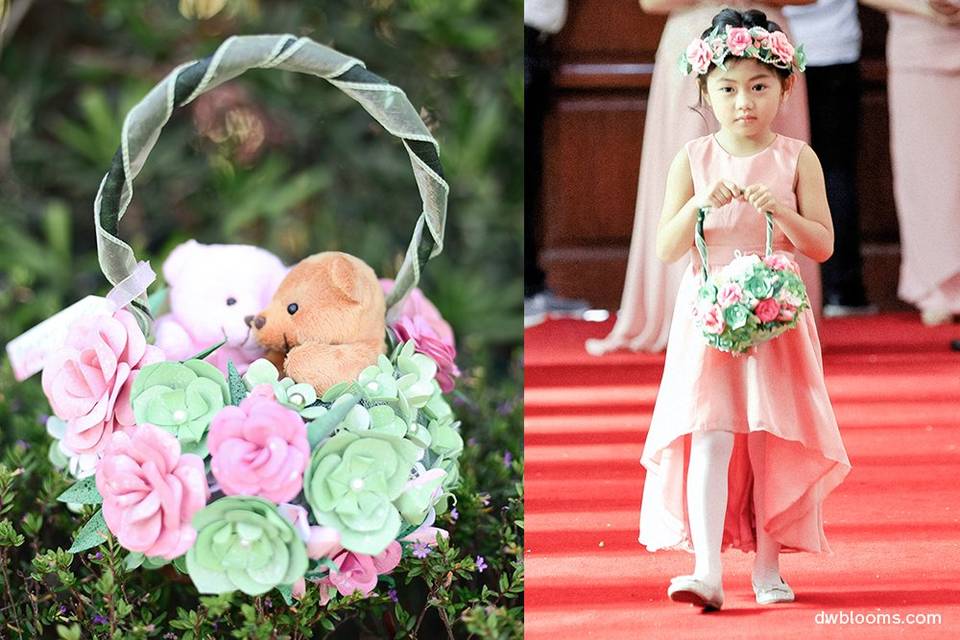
[
  {"x1": 226, "y1": 297, "x2": 237, "y2": 306},
  {"x1": 287, "y1": 303, "x2": 299, "y2": 315}
]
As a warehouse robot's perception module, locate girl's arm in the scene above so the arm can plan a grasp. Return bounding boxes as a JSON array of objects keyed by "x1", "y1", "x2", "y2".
[
  {"x1": 639, "y1": 0, "x2": 815, "y2": 15},
  {"x1": 655, "y1": 150, "x2": 741, "y2": 263},
  {"x1": 749, "y1": 145, "x2": 834, "y2": 263}
]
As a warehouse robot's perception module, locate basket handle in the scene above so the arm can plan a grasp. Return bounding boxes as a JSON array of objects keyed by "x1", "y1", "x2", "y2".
[
  {"x1": 695, "y1": 206, "x2": 774, "y2": 281},
  {"x1": 93, "y1": 35, "x2": 449, "y2": 336}
]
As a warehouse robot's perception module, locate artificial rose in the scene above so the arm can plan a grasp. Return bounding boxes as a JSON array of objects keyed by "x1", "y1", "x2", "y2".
[
  {"x1": 208, "y1": 391, "x2": 310, "y2": 503},
  {"x1": 313, "y1": 541, "x2": 403, "y2": 604},
  {"x1": 723, "y1": 303, "x2": 750, "y2": 330},
  {"x1": 130, "y1": 359, "x2": 230, "y2": 457},
  {"x1": 777, "y1": 304, "x2": 797, "y2": 322},
  {"x1": 380, "y1": 279, "x2": 455, "y2": 348},
  {"x1": 702, "y1": 305, "x2": 725, "y2": 335},
  {"x1": 277, "y1": 503, "x2": 341, "y2": 559},
  {"x1": 750, "y1": 27, "x2": 771, "y2": 49},
  {"x1": 303, "y1": 431, "x2": 419, "y2": 554},
  {"x1": 726, "y1": 27, "x2": 752, "y2": 56},
  {"x1": 685, "y1": 38, "x2": 712, "y2": 74},
  {"x1": 763, "y1": 254, "x2": 794, "y2": 271},
  {"x1": 42, "y1": 309, "x2": 163, "y2": 455},
  {"x1": 767, "y1": 31, "x2": 795, "y2": 65},
  {"x1": 186, "y1": 496, "x2": 308, "y2": 595},
  {"x1": 96, "y1": 423, "x2": 208, "y2": 559},
  {"x1": 391, "y1": 316, "x2": 461, "y2": 393},
  {"x1": 717, "y1": 283, "x2": 744, "y2": 308},
  {"x1": 755, "y1": 298, "x2": 782, "y2": 323}
]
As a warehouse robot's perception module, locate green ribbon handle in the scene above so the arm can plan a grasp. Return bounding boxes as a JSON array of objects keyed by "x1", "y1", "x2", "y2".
[
  {"x1": 93, "y1": 35, "x2": 449, "y2": 337},
  {"x1": 695, "y1": 206, "x2": 775, "y2": 282}
]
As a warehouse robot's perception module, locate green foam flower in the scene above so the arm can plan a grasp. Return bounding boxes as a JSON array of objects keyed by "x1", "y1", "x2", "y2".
[
  {"x1": 428, "y1": 416, "x2": 464, "y2": 459},
  {"x1": 186, "y1": 496, "x2": 308, "y2": 596},
  {"x1": 723, "y1": 303, "x2": 750, "y2": 331},
  {"x1": 243, "y1": 358, "x2": 318, "y2": 413},
  {"x1": 745, "y1": 274, "x2": 774, "y2": 299},
  {"x1": 303, "y1": 431, "x2": 419, "y2": 555},
  {"x1": 131, "y1": 360, "x2": 229, "y2": 457},
  {"x1": 358, "y1": 355, "x2": 400, "y2": 403}
]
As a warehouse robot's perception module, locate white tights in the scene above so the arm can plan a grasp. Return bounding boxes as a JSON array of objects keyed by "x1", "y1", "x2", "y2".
[{"x1": 686, "y1": 430, "x2": 781, "y2": 587}]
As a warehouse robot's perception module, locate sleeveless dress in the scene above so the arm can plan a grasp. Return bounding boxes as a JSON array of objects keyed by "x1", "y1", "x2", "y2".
[
  {"x1": 586, "y1": 4, "x2": 819, "y2": 356},
  {"x1": 638, "y1": 134, "x2": 850, "y2": 554}
]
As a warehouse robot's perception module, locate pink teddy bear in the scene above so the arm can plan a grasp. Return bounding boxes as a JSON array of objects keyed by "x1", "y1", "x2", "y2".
[{"x1": 154, "y1": 240, "x2": 287, "y2": 374}]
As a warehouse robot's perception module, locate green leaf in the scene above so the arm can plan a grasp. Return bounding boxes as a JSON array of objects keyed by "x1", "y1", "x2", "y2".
[
  {"x1": 56, "y1": 623, "x2": 82, "y2": 640},
  {"x1": 68, "y1": 509, "x2": 109, "y2": 553},
  {"x1": 306, "y1": 394, "x2": 360, "y2": 447},
  {"x1": 227, "y1": 361, "x2": 247, "y2": 406},
  {"x1": 186, "y1": 339, "x2": 227, "y2": 362},
  {"x1": 57, "y1": 476, "x2": 103, "y2": 505},
  {"x1": 124, "y1": 552, "x2": 145, "y2": 572},
  {"x1": 276, "y1": 583, "x2": 294, "y2": 606}
]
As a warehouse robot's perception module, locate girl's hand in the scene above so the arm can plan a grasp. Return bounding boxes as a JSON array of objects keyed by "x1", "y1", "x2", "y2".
[
  {"x1": 743, "y1": 183, "x2": 782, "y2": 217},
  {"x1": 700, "y1": 179, "x2": 741, "y2": 210}
]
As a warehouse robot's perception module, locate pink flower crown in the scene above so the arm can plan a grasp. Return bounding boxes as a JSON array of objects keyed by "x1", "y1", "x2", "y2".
[{"x1": 679, "y1": 25, "x2": 807, "y2": 77}]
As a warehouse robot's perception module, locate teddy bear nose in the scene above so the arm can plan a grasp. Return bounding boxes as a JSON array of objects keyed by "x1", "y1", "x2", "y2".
[{"x1": 245, "y1": 315, "x2": 266, "y2": 329}]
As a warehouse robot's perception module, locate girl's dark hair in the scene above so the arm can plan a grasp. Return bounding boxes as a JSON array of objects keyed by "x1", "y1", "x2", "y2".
[{"x1": 696, "y1": 8, "x2": 792, "y2": 95}]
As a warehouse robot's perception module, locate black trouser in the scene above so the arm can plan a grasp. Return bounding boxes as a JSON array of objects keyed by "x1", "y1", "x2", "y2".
[
  {"x1": 525, "y1": 26, "x2": 549, "y2": 297},
  {"x1": 806, "y1": 63, "x2": 867, "y2": 301}
]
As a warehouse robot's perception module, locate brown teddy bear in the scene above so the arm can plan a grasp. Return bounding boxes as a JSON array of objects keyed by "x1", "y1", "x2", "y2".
[{"x1": 246, "y1": 251, "x2": 386, "y2": 394}]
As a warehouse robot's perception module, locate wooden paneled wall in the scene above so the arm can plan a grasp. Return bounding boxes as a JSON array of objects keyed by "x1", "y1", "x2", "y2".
[{"x1": 538, "y1": 1, "x2": 902, "y2": 310}]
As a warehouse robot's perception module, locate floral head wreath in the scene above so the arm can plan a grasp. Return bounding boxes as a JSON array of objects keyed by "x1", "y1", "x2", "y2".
[{"x1": 679, "y1": 25, "x2": 807, "y2": 77}]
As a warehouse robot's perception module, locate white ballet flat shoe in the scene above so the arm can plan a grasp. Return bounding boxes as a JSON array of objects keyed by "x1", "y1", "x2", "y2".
[
  {"x1": 667, "y1": 576, "x2": 724, "y2": 610},
  {"x1": 752, "y1": 577, "x2": 795, "y2": 605}
]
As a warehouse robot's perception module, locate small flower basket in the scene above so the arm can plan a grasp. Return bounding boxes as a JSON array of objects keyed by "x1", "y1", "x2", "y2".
[
  {"x1": 692, "y1": 207, "x2": 809, "y2": 354},
  {"x1": 36, "y1": 34, "x2": 462, "y2": 604}
]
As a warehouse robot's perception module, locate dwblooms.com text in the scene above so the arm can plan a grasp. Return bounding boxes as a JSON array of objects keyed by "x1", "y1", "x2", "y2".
[{"x1": 815, "y1": 611, "x2": 943, "y2": 626}]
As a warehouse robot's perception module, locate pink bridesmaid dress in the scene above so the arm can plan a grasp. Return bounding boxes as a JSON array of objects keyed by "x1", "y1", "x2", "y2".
[
  {"x1": 587, "y1": 5, "x2": 819, "y2": 356},
  {"x1": 638, "y1": 134, "x2": 850, "y2": 554},
  {"x1": 886, "y1": 15, "x2": 960, "y2": 315}
]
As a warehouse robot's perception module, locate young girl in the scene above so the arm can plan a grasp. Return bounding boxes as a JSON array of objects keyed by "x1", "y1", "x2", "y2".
[{"x1": 638, "y1": 9, "x2": 851, "y2": 609}]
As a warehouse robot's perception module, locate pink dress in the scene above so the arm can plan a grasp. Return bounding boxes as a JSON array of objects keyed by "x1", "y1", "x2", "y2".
[
  {"x1": 886, "y1": 15, "x2": 960, "y2": 314},
  {"x1": 638, "y1": 134, "x2": 850, "y2": 554},
  {"x1": 587, "y1": 5, "x2": 819, "y2": 356}
]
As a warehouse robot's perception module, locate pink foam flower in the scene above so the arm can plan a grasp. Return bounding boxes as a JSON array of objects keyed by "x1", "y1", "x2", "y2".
[
  {"x1": 304, "y1": 542, "x2": 403, "y2": 604},
  {"x1": 767, "y1": 31, "x2": 795, "y2": 65},
  {"x1": 685, "y1": 38, "x2": 713, "y2": 74},
  {"x1": 96, "y1": 424, "x2": 208, "y2": 559},
  {"x1": 751, "y1": 27, "x2": 771, "y2": 49},
  {"x1": 717, "y1": 283, "x2": 744, "y2": 308},
  {"x1": 726, "y1": 27, "x2": 753, "y2": 56},
  {"x1": 277, "y1": 503, "x2": 341, "y2": 559},
  {"x1": 763, "y1": 253, "x2": 794, "y2": 271},
  {"x1": 777, "y1": 304, "x2": 797, "y2": 322},
  {"x1": 41, "y1": 309, "x2": 164, "y2": 456},
  {"x1": 208, "y1": 392, "x2": 309, "y2": 503},
  {"x1": 392, "y1": 315, "x2": 461, "y2": 393},
  {"x1": 380, "y1": 280, "x2": 455, "y2": 348},
  {"x1": 702, "y1": 305, "x2": 725, "y2": 335},
  {"x1": 755, "y1": 298, "x2": 782, "y2": 323}
]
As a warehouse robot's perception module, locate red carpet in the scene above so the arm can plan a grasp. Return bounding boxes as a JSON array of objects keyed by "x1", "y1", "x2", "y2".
[{"x1": 525, "y1": 313, "x2": 960, "y2": 639}]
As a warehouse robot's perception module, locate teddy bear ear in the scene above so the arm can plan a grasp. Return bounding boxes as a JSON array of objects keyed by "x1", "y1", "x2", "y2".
[
  {"x1": 162, "y1": 239, "x2": 200, "y2": 285},
  {"x1": 324, "y1": 254, "x2": 364, "y2": 304}
]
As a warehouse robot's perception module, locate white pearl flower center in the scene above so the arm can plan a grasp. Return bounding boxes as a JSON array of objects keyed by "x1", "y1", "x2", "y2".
[
  {"x1": 173, "y1": 409, "x2": 187, "y2": 423},
  {"x1": 351, "y1": 478, "x2": 364, "y2": 491}
]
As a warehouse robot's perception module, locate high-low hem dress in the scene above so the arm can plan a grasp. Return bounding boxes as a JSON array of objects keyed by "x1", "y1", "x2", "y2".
[{"x1": 638, "y1": 134, "x2": 850, "y2": 555}]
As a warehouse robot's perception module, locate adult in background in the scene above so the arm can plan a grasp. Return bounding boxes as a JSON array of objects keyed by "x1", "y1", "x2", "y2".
[
  {"x1": 586, "y1": 0, "x2": 819, "y2": 356},
  {"x1": 860, "y1": 0, "x2": 960, "y2": 325},
  {"x1": 524, "y1": 0, "x2": 590, "y2": 327},
  {"x1": 784, "y1": 0, "x2": 876, "y2": 316}
]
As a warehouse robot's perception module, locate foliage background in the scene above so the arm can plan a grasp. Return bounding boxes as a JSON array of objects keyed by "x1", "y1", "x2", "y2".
[{"x1": 0, "y1": 1, "x2": 523, "y2": 638}]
